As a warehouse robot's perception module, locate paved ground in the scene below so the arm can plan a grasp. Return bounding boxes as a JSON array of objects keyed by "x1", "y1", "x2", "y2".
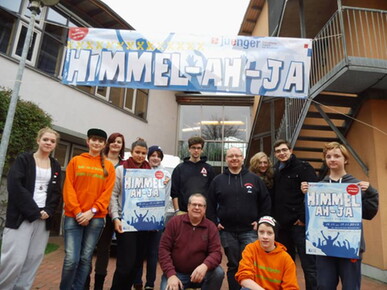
[{"x1": 33, "y1": 236, "x2": 387, "y2": 289}]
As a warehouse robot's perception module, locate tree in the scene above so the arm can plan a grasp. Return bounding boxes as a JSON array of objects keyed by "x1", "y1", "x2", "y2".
[{"x1": 0, "y1": 89, "x2": 52, "y2": 174}]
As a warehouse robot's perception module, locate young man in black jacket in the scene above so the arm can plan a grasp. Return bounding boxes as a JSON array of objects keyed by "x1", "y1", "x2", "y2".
[
  {"x1": 207, "y1": 147, "x2": 271, "y2": 290},
  {"x1": 171, "y1": 136, "x2": 215, "y2": 213},
  {"x1": 272, "y1": 139, "x2": 318, "y2": 290}
]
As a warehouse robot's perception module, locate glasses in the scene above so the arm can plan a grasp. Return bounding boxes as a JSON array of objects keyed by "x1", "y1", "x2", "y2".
[
  {"x1": 226, "y1": 154, "x2": 243, "y2": 158},
  {"x1": 190, "y1": 146, "x2": 202, "y2": 150},
  {"x1": 274, "y1": 148, "x2": 289, "y2": 154},
  {"x1": 189, "y1": 203, "x2": 206, "y2": 208}
]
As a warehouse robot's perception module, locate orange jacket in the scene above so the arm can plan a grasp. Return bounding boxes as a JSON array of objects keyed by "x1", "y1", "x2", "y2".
[
  {"x1": 235, "y1": 241, "x2": 299, "y2": 290},
  {"x1": 63, "y1": 153, "x2": 115, "y2": 218}
]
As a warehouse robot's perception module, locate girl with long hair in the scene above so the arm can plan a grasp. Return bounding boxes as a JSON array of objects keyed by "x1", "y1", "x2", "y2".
[
  {"x1": 92, "y1": 132, "x2": 125, "y2": 290},
  {"x1": 60, "y1": 128, "x2": 116, "y2": 290},
  {"x1": 0, "y1": 127, "x2": 62, "y2": 289},
  {"x1": 249, "y1": 152, "x2": 274, "y2": 190},
  {"x1": 110, "y1": 138, "x2": 151, "y2": 289}
]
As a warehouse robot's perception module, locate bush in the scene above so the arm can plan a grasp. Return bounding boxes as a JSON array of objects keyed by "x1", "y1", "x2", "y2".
[{"x1": 0, "y1": 89, "x2": 52, "y2": 174}]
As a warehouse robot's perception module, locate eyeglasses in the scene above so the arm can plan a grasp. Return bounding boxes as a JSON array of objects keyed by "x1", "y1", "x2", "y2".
[
  {"x1": 226, "y1": 154, "x2": 243, "y2": 158},
  {"x1": 274, "y1": 148, "x2": 289, "y2": 154},
  {"x1": 190, "y1": 146, "x2": 202, "y2": 150},
  {"x1": 189, "y1": 203, "x2": 206, "y2": 208}
]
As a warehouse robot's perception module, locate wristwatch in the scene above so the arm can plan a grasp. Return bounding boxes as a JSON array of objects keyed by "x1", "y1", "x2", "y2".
[{"x1": 91, "y1": 207, "x2": 98, "y2": 214}]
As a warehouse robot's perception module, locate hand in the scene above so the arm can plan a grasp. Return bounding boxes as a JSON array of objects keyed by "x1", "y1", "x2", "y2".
[
  {"x1": 164, "y1": 177, "x2": 171, "y2": 185},
  {"x1": 301, "y1": 181, "x2": 309, "y2": 194},
  {"x1": 251, "y1": 221, "x2": 258, "y2": 231},
  {"x1": 166, "y1": 275, "x2": 183, "y2": 290},
  {"x1": 190, "y1": 263, "x2": 208, "y2": 283},
  {"x1": 114, "y1": 218, "x2": 124, "y2": 233},
  {"x1": 76, "y1": 210, "x2": 94, "y2": 226},
  {"x1": 40, "y1": 210, "x2": 49, "y2": 220},
  {"x1": 217, "y1": 223, "x2": 224, "y2": 231},
  {"x1": 358, "y1": 181, "x2": 369, "y2": 191},
  {"x1": 293, "y1": 219, "x2": 305, "y2": 226}
]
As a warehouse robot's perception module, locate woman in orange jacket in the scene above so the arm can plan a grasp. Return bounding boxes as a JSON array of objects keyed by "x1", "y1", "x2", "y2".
[{"x1": 59, "y1": 128, "x2": 116, "y2": 290}]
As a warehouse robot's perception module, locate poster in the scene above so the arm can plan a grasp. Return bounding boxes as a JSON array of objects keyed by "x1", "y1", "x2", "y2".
[
  {"x1": 121, "y1": 168, "x2": 169, "y2": 232},
  {"x1": 306, "y1": 182, "x2": 362, "y2": 259},
  {"x1": 62, "y1": 28, "x2": 312, "y2": 98}
]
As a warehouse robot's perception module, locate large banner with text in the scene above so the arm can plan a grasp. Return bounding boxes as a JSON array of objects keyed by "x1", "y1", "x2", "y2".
[
  {"x1": 62, "y1": 28, "x2": 312, "y2": 98},
  {"x1": 121, "y1": 168, "x2": 168, "y2": 232},
  {"x1": 305, "y1": 183, "x2": 362, "y2": 259}
]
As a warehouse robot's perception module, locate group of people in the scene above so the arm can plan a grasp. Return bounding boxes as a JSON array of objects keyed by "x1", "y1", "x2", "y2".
[{"x1": 0, "y1": 128, "x2": 379, "y2": 290}]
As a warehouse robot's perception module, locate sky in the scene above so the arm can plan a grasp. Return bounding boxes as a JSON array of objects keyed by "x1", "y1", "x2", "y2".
[{"x1": 102, "y1": 0, "x2": 250, "y2": 36}]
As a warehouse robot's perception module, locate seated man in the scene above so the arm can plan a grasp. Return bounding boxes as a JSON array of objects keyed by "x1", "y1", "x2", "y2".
[
  {"x1": 235, "y1": 216, "x2": 299, "y2": 290},
  {"x1": 159, "y1": 193, "x2": 224, "y2": 290}
]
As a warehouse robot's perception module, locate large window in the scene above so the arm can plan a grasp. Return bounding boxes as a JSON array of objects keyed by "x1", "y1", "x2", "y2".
[
  {"x1": 0, "y1": 0, "x2": 149, "y2": 120},
  {"x1": 178, "y1": 105, "x2": 251, "y2": 173}
]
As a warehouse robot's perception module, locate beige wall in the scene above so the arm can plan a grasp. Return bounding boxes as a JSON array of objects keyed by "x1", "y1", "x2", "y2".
[
  {"x1": 252, "y1": 1, "x2": 269, "y2": 36},
  {"x1": 346, "y1": 99, "x2": 387, "y2": 269}
]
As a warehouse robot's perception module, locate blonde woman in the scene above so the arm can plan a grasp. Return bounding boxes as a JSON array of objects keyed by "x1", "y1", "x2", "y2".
[
  {"x1": 249, "y1": 152, "x2": 274, "y2": 191},
  {"x1": 0, "y1": 127, "x2": 62, "y2": 289}
]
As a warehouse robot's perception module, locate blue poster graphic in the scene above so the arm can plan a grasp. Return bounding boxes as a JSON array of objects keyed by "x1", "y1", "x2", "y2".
[
  {"x1": 62, "y1": 28, "x2": 312, "y2": 98},
  {"x1": 306, "y1": 183, "x2": 362, "y2": 259},
  {"x1": 121, "y1": 168, "x2": 168, "y2": 232}
]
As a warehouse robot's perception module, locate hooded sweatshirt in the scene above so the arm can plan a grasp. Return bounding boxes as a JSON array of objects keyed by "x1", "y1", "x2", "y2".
[
  {"x1": 207, "y1": 167, "x2": 271, "y2": 232},
  {"x1": 235, "y1": 240, "x2": 299, "y2": 290},
  {"x1": 321, "y1": 173, "x2": 378, "y2": 254},
  {"x1": 63, "y1": 153, "x2": 115, "y2": 217},
  {"x1": 171, "y1": 156, "x2": 215, "y2": 211}
]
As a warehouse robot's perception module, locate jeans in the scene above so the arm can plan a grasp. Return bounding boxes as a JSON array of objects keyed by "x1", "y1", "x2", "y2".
[
  {"x1": 277, "y1": 225, "x2": 317, "y2": 290},
  {"x1": 316, "y1": 255, "x2": 361, "y2": 290},
  {"x1": 160, "y1": 266, "x2": 224, "y2": 290},
  {"x1": 134, "y1": 231, "x2": 162, "y2": 288},
  {"x1": 60, "y1": 217, "x2": 105, "y2": 290},
  {"x1": 220, "y1": 230, "x2": 257, "y2": 290}
]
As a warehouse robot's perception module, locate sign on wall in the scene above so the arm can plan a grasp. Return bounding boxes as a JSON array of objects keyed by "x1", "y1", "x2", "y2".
[
  {"x1": 305, "y1": 182, "x2": 362, "y2": 259},
  {"x1": 62, "y1": 28, "x2": 312, "y2": 98}
]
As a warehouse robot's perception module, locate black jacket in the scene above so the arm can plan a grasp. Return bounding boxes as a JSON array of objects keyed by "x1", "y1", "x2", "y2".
[
  {"x1": 273, "y1": 154, "x2": 318, "y2": 228},
  {"x1": 207, "y1": 167, "x2": 271, "y2": 233},
  {"x1": 321, "y1": 174, "x2": 378, "y2": 255},
  {"x1": 171, "y1": 156, "x2": 215, "y2": 211},
  {"x1": 5, "y1": 152, "x2": 62, "y2": 230}
]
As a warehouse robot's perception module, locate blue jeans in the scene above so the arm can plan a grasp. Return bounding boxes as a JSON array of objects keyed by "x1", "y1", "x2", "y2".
[
  {"x1": 60, "y1": 217, "x2": 105, "y2": 290},
  {"x1": 220, "y1": 230, "x2": 257, "y2": 290},
  {"x1": 316, "y1": 255, "x2": 361, "y2": 290},
  {"x1": 160, "y1": 266, "x2": 224, "y2": 290},
  {"x1": 277, "y1": 225, "x2": 317, "y2": 290}
]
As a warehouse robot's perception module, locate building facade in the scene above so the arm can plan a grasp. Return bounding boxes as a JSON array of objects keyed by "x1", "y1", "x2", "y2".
[{"x1": 240, "y1": 0, "x2": 387, "y2": 282}]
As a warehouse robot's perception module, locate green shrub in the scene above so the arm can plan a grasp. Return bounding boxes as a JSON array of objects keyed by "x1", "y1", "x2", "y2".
[{"x1": 0, "y1": 89, "x2": 52, "y2": 174}]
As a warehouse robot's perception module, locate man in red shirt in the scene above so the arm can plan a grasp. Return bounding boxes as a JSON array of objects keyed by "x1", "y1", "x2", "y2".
[{"x1": 159, "y1": 193, "x2": 224, "y2": 290}]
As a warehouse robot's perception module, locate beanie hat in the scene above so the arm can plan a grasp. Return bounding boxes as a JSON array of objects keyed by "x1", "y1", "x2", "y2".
[
  {"x1": 148, "y1": 145, "x2": 164, "y2": 160},
  {"x1": 258, "y1": 215, "x2": 279, "y2": 236}
]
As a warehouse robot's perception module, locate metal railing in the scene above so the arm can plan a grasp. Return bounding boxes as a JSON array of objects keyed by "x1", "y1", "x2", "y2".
[
  {"x1": 311, "y1": 6, "x2": 387, "y2": 89},
  {"x1": 276, "y1": 6, "x2": 387, "y2": 145}
]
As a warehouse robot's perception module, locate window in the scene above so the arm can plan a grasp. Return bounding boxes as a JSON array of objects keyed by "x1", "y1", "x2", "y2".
[
  {"x1": 178, "y1": 105, "x2": 251, "y2": 173},
  {"x1": 0, "y1": 0, "x2": 22, "y2": 13},
  {"x1": 0, "y1": 8, "x2": 17, "y2": 54}
]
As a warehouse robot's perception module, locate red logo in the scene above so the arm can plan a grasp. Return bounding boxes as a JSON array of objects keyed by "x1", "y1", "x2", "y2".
[
  {"x1": 69, "y1": 27, "x2": 89, "y2": 41},
  {"x1": 304, "y1": 43, "x2": 309, "y2": 48},
  {"x1": 346, "y1": 184, "x2": 359, "y2": 195},
  {"x1": 155, "y1": 170, "x2": 164, "y2": 179}
]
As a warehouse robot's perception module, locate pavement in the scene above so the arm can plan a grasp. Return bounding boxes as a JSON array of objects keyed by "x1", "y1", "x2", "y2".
[{"x1": 32, "y1": 236, "x2": 387, "y2": 289}]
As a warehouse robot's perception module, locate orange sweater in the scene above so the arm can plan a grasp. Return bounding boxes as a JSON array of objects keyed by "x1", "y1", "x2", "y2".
[
  {"x1": 63, "y1": 153, "x2": 116, "y2": 218},
  {"x1": 235, "y1": 241, "x2": 299, "y2": 290}
]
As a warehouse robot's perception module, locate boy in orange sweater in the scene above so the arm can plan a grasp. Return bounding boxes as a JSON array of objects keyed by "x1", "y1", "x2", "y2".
[{"x1": 235, "y1": 216, "x2": 299, "y2": 290}]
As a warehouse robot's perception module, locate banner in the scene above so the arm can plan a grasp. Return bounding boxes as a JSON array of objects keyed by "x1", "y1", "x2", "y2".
[
  {"x1": 305, "y1": 183, "x2": 362, "y2": 259},
  {"x1": 121, "y1": 168, "x2": 169, "y2": 232},
  {"x1": 62, "y1": 28, "x2": 312, "y2": 98}
]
